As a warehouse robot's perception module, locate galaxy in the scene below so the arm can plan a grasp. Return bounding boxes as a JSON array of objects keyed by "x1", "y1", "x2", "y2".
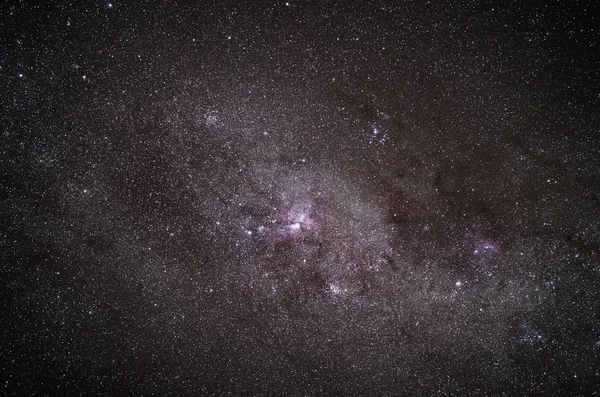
[{"x1": 2, "y1": 1, "x2": 600, "y2": 395}]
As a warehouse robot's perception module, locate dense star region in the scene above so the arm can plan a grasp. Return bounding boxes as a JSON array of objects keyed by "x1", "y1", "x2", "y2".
[{"x1": 2, "y1": 1, "x2": 600, "y2": 395}]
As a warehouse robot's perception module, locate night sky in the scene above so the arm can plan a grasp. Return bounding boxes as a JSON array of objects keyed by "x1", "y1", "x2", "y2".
[{"x1": 2, "y1": 1, "x2": 600, "y2": 395}]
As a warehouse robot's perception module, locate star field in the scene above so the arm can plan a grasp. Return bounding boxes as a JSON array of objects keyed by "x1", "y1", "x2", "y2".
[{"x1": 2, "y1": 1, "x2": 600, "y2": 395}]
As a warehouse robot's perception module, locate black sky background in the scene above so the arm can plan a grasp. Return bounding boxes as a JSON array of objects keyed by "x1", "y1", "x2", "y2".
[{"x1": 2, "y1": 0, "x2": 600, "y2": 395}]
